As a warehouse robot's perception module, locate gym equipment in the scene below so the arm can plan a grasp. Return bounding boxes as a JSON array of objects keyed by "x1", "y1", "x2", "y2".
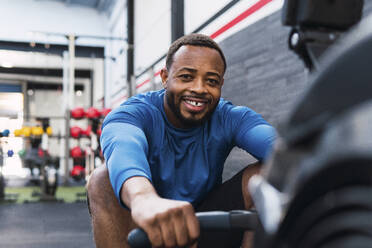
[
  {"x1": 0, "y1": 137, "x2": 5, "y2": 200},
  {"x1": 251, "y1": 11, "x2": 372, "y2": 248},
  {"x1": 46, "y1": 126, "x2": 53, "y2": 136},
  {"x1": 7, "y1": 150, "x2": 13, "y2": 157},
  {"x1": 0, "y1": 131, "x2": 18, "y2": 202},
  {"x1": 14, "y1": 129, "x2": 22, "y2": 137},
  {"x1": 128, "y1": 211, "x2": 257, "y2": 248},
  {"x1": 70, "y1": 126, "x2": 82, "y2": 139},
  {"x1": 22, "y1": 118, "x2": 60, "y2": 200},
  {"x1": 70, "y1": 107, "x2": 86, "y2": 120},
  {"x1": 101, "y1": 108, "x2": 112, "y2": 117},
  {"x1": 31, "y1": 126, "x2": 44, "y2": 136},
  {"x1": 81, "y1": 126, "x2": 92, "y2": 137},
  {"x1": 22, "y1": 127, "x2": 32, "y2": 137},
  {"x1": 70, "y1": 146, "x2": 84, "y2": 158},
  {"x1": 283, "y1": 0, "x2": 363, "y2": 70},
  {"x1": 86, "y1": 107, "x2": 101, "y2": 119},
  {"x1": 0, "y1": 129, "x2": 10, "y2": 137},
  {"x1": 70, "y1": 165, "x2": 85, "y2": 181},
  {"x1": 96, "y1": 128, "x2": 102, "y2": 137},
  {"x1": 18, "y1": 149, "x2": 26, "y2": 158}
]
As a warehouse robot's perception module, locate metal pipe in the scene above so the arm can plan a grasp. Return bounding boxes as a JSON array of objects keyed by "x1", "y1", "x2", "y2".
[
  {"x1": 171, "y1": 0, "x2": 184, "y2": 42},
  {"x1": 127, "y1": 0, "x2": 134, "y2": 97},
  {"x1": 68, "y1": 34, "x2": 76, "y2": 108},
  {"x1": 62, "y1": 51, "x2": 70, "y2": 185}
]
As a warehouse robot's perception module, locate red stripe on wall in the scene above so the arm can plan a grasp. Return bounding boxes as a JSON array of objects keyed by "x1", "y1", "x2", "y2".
[
  {"x1": 210, "y1": 0, "x2": 273, "y2": 39},
  {"x1": 136, "y1": 0, "x2": 273, "y2": 90},
  {"x1": 111, "y1": 94, "x2": 128, "y2": 106},
  {"x1": 136, "y1": 70, "x2": 161, "y2": 89}
]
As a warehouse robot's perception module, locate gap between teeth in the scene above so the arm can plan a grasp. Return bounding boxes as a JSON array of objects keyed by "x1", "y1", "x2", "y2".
[{"x1": 186, "y1": 100, "x2": 204, "y2": 106}]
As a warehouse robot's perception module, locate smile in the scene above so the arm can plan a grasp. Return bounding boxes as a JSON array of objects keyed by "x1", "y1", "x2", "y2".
[
  {"x1": 182, "y1": 97, "x2": 209, "y2": 112},
  {"x1": 185, "y1": 99, "x2": 205, "y2": 107}
]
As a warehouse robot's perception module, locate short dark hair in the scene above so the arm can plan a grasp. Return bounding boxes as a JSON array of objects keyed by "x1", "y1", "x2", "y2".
[{"x1": 165, "y1": 33, "x2": 227, "y2": 72}]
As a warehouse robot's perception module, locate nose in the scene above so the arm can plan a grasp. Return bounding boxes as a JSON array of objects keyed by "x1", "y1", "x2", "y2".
[{"x1": 190, "y1": 77, "x2": 207, "y2": 94}]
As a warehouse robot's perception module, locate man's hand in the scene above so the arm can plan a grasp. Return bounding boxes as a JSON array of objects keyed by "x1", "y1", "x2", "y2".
[{"x1": 123, "y1": 177, "x2": 200, "y2": 248}]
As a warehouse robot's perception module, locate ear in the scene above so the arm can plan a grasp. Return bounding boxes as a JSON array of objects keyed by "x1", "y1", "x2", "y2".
[
  {"x1": 160, "y1": 68, "x2": 168, "y2": 89},
  {"x1": 220, "y1": 78, "x2": 224, "y2": 87}
]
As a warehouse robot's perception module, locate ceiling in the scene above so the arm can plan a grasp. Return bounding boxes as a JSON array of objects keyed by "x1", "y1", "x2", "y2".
[
  {"x1": 42, "y1": 0, "x2": 117, "y2": 16},
  {"x1": 0, "y1": 0, "x2": 112, "y2": 88}
]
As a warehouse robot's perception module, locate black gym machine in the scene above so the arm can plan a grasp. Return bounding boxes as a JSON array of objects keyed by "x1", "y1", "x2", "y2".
[
  {"x1": 22, "y1": 118, "x2": 59, "y2": 200},
  {"x1": 0, "y1": 129, "x2": 18, "y2": 202}
]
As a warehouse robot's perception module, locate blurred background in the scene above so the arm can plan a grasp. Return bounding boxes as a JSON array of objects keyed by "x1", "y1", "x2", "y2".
[{"x1": 0, "y1": 0, "x2": 371, "y2": 247}]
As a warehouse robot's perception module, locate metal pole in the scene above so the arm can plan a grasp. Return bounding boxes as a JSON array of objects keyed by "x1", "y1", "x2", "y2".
[
  {"x1": 69, "y1": 34, "x2": 76, "y2": 108},
  {"x1": 21, "y1": 81, "x2": 29, "y2": 121},
  {"x1": 127, "y1": 0, "x2": 134, "y2": 97},
  {"x1": 149, "y1": 67, "x2": 155, "y2": 91},
  {"x1": 62, "y1": 51, "x2": 70, "y2": 185},
  {"x1": 62, "y1": 34, "x2": 75, "y2": 185},
  {"x1": 90, "y1": 53, "x2": 95, "y2": 107},
  {"x1": 171, "y1": 0, "x2": 184, "y2": 42}
]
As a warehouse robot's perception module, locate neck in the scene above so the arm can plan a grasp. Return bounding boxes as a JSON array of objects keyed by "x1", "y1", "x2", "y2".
[{"x1": 163, "y1": 95, "x2": 185, "y2": 129}]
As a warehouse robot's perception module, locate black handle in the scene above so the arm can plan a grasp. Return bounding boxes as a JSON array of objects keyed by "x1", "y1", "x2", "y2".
[
  {"x1": 127, "y1": 228, "x2": 151, "y2": 248},
  {"x1": 127, "y1": 210, "x2": 258, "y2": 248}
]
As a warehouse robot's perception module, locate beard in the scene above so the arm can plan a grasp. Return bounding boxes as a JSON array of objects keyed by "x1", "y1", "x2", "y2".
[{"x1": 165, "y1": 90, "x2": 218, "y2": 128}]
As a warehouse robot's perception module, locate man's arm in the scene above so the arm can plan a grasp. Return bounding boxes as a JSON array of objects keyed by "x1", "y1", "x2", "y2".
[
  {"x1": 122, "y1": 176, "x2": 200, "y2": 247},
  {"x1": 101, "y1": 122, "x2": 200, "y2": 247},
  {"x1": 224, "y1": 104, "x2": 276, "y2": 161},
  {"x1": 237, "y1": 124, "x2": 276, "y2": 161}
]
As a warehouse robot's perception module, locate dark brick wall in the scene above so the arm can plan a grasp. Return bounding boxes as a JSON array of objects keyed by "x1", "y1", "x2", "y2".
[
  {"x1": 221, "y1": 2, "x2": 372, "y2": 180},
  {"x1": 220, "y1": 11, "x2": 307, "y2": 126}
]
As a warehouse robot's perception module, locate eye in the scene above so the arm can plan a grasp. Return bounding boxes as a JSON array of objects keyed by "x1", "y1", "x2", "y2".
[
  {"x1": 179, "y1": 74, "x2": 193, "y2": 81},
  {"x1": 207, "y1": 78, "x2": 219, "y2": 86}
]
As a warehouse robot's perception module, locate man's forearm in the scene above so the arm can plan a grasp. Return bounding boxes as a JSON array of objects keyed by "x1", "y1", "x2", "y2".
[{"x1": 121, "y1": 176, "x2": 158, "y2": 209}]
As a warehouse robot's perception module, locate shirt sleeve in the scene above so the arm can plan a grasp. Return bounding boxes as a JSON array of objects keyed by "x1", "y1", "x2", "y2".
[
  {"x1": 100, "y1": 103, "x2": 153, "y2": 207},
  {"x1": 225, "y1": 105, "x2": 276, "y2": 161}
]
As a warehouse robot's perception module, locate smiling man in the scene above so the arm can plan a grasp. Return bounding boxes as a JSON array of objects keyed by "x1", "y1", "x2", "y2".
[{"x1": 87, "y1": 34, "x2": 276, "y2": 248}]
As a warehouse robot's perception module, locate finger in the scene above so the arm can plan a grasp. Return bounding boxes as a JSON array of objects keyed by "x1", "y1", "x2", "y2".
[
  {"x1": 145, "y1": 224, "x2": 163, "y2": 248},
  {"x1": 159, "y1": 214, "x2": 177, "y2": 247},
  {"x1": 183, "y1": 204, "x2": 200, "y2": 243},
  {"x1": 173, "y1": 210, "x2": 189, "y2": 247},
  {"x1": 189, "y1": 242, "x2": 198, "y2": 248}
]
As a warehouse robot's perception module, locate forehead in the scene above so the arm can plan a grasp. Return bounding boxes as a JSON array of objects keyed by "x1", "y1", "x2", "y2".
[{"x1": 170, "y1": 45, "x2": 225, "y2": 73}]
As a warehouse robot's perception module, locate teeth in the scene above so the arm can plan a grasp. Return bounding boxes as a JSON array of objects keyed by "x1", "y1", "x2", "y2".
[{"x1": 186, "y1": 100, "x2": 204, "y2": 107}]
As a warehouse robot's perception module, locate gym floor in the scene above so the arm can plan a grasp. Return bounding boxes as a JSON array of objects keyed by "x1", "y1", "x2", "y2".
[{"x1": 0, "y1": 177, "x2": 95, "y2": 248}]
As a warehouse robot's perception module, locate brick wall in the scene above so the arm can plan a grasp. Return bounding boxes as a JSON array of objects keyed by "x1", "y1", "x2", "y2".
[{"x1": 221, "y1": 2, "x2": 372, "y2": 180}]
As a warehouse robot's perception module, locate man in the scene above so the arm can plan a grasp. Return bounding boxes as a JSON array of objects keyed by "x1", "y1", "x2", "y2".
[{"x1": 87, "y1": 33, "x2": 276, "y2": 248}]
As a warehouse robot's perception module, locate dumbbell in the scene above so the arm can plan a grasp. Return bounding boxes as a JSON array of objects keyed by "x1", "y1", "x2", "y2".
[
  {"x1": 81, "y1": 126, "x2": 91, "y2": 137},
  {"x1": 31, "y1": 126, "x2": 44, "y2": 136},
  {"x1": 22, "y1": 127, "x2": 32, "y2": 137},
  {"x1": 0, "y1": 129, "x2": 10, "y2": 137},
  {"x1": 7, "y1": 150, "x2": 14, "y2": 157},
  {"x1": 70, "y1": 126, "x2": 82, "y2": 138},
  {"x1": 70, "y1": 126, "x2": 91, "y2": 138},
  {"x1": 101, "y1": 108, "x2": 112, "y2": 117},
  {"x1": 46, "y1": 126, "x2": 53, "y2": 136},
  {"x1": 70, "y1": 165, "x2": 85, "y2": 181},
  {"x1": 71, "y1": 107, "x2": 86, "y2": 120},
  {"x1": 14, "y1": 129, "x2": 22, "y2": 137},
  {"x1": 86, "y1": 107, "x2": 101, "y2": 119},
  {"x1": 70, "y1": 146, "x2": 85, "y2": 158}
]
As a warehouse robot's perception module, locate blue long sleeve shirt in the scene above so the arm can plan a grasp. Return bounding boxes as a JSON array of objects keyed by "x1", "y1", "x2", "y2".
[{"x1": 101, "y1": 89, "x2": 275, "y2": 207}]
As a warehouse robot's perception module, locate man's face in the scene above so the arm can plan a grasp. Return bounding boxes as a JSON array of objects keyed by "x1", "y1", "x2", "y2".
[{"x1": 161, "y1": 45, "x2": 225, "y2": 129}]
